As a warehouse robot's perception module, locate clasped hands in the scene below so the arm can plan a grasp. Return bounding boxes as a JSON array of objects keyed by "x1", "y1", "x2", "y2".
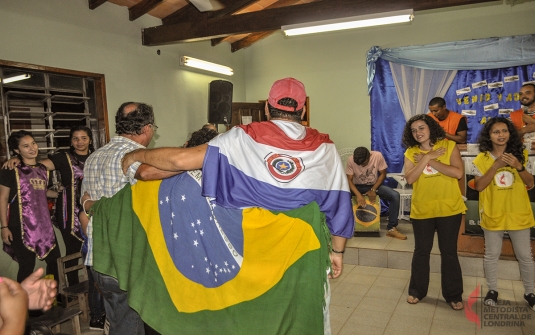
[
  {"x1": 413, "y1": 147, "x2": 446, "y2": 163},
  {"x1": 493, "y1": 152, "x2": 522, "y2": 171}
]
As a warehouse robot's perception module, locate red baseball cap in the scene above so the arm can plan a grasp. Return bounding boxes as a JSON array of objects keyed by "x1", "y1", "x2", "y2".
[{"x1": 268, "y1": 77, "x2": 306, "y2": 112}]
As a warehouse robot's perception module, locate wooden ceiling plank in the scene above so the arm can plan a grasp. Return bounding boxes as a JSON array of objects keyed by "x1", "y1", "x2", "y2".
[
  {"x1": 88, "y1": 0, "x2": 108, "y2": 10},
  {"x1": 211, "y1": 37, "x2": 227, "y2": 46},
  {"x1": 129, "y1": 0, "x2": 164, "y2": 21},
  {"x1": 162, "y1": 4, "x2": 206, "y2": 25},
  {"x1": 211, "y1": 0, "x2": 291, "y2": 46},
  {"x1": 210, "y1": 0, "x2": 260, "y2": 18},
  {"x1": 163, "y1": 0, "x2": 258, "y2": 25},
  {"x1": 225, "y1": 0, "x2": 305, "y2": 50},
  {"x1": 231, "y1": 31, "x2": 276, "y2": 52},
  {"x1": 143, "y1": 0, "x2": 497, "y2": 45}
]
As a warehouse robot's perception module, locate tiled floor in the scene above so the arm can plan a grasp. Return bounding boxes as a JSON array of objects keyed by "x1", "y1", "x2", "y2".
[{"x1": 329, "y1": 265, "x2": 534, "y2": 335}]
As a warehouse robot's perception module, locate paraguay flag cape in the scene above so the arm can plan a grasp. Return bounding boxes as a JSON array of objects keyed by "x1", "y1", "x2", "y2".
[
  {"x1": 202, "y1": 121, "x2": 354, "y2": 238},
  {"x1": 91, "y1": 170, "x2": 331, "y2": 335}
]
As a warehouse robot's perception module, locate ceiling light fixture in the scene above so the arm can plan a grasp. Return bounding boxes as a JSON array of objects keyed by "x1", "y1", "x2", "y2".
[
  {"x1": 1, "y1": 74, "x2": 32, "y2": 84},
  {"x1": 282, "y1": 9, "x2": 414, "y2": 36},
  {"x1": 180, "y1": 56, "x2": 233, "y2": 76}
]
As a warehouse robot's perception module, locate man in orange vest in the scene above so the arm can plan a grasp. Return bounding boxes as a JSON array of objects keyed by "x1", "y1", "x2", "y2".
[
  {"x1": 509, "y1": 84, "x2": 535, "y2": 145},
  {"x1": 427, "y1": 97, "x2": 467, "y2": 144}
]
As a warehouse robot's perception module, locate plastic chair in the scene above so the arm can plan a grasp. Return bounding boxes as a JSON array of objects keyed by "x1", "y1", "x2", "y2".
[
  {"x1": 56, "y1": 252, "x2": 90, "y2": 323},
  {"x1": 337, "y1": 148, "x2": 355, "y2": 170},
  {"x1": 387, "y1": 173, "x2": 412, "y2": 221}
]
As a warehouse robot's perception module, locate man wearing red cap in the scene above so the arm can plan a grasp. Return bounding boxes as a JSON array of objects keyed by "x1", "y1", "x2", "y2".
[{"x1": 122, "y1": 77, "x2": 353, "y2": 334}]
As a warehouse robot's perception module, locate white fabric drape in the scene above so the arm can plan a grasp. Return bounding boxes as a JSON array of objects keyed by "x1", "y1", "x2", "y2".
[{"x1": 389, "y1": 62, "x2": 457, "y2": 120}]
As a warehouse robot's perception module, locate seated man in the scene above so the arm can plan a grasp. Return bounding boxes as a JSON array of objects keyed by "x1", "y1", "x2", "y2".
[
  {"x1": 428, "y1": 97, "x2": 467, "y2": 144},
  {"x1": 346, "y1": 147, "x2": 406, "y2": 240}
]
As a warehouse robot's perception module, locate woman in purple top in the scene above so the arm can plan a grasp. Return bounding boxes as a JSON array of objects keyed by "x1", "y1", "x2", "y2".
[{"x1": 0, "y1": 130, "x2": 61, "y2": 282}]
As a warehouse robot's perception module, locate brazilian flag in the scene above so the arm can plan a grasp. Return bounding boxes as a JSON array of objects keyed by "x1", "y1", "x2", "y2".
[{"x1": 92, "y1": 171, "x2": 330, "y2": 334}]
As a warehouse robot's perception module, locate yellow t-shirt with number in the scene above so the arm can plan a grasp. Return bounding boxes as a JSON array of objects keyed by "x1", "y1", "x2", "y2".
[
  {"x1": 473, "y1": 150, "x2": 535, "y2": 231},
  {"x1": 404, "y1": 139, "x2": 467, "y2": 219}
]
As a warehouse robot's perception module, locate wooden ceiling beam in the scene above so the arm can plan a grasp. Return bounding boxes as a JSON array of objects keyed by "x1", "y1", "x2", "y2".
[
  {"x1": 143, "y1": 0, "x2": 497, "y2": 46},
  {"x1": 212, "y1": 0, "x2": 259, "y2": 18},
  {"x1": 162, "y1": 3, "x2": 206, "y2": 25},
  {"x1": 88, "y1": 0, "x2": 108, "y2": 10},
  {"x1": 211, "y1": 0, "x2": 306, "y2": 47},
  {"x1": 163, "y1": 0, "x2": 257, "y2": 25},
  {"x1": 129, "y1": 0, "x2": 163, "y2": 21},
  {"x1": 231, "y1": 31, "x2": 276, "y2": 52},
  {"x1": 224, "y1": 0, "x2": 305, "y2": 51}
]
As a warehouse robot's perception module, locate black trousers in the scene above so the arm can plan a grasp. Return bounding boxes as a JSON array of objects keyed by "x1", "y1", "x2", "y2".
[
  {"x1": 9, "y1": 224, "x2": 61, "y2": 283},
  {"x1": 408, "y1": 213, "x2": 463, "y2": 303}
]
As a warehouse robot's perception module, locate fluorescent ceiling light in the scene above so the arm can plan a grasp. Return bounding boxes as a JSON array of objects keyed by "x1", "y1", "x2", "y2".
[
  {"x1": 180, "y1": 56, "x2": 233, "y2": 76},
  {"x1": 1, "y1": 74, "x2": 31, "y2": 84},
  {"x1": 282, "y1": 9, "x2": 414, "y2": 36}
]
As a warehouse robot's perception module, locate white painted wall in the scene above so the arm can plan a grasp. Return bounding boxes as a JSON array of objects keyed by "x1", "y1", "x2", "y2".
[
  {"x1": 242, "y1": 1, "x2": 535, "y2": 149},
  {"x1": 0, "y1": 0, "x2": 245, "y2": 148},
  {"x1": 0, "y1": 0, "x2": 244, "y2": 278}
]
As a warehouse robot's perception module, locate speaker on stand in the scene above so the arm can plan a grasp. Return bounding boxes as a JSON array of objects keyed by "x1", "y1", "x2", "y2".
[{"x1": 208, "y1": 80, "x2": 233, "y2": 128}]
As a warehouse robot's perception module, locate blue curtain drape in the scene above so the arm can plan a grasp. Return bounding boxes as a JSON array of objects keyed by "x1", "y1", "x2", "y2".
[
  {"x1": 368, "y1": 34, "x2": 535, "y2": 173},
  {"x1": 370, "y1": 58, "x2": 407, "y2": 174},
  {"x1": 367, "y1": 34, "x2": 535, "y2": 93}
]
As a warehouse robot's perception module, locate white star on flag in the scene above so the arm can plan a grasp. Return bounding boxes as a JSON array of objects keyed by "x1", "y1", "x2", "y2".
[
  {"x1": 181, "y1": 195, "x2": 186, "y2": 201},
  {"x1": 193, "y1": 240, "x2": 199, "y2": 247}
]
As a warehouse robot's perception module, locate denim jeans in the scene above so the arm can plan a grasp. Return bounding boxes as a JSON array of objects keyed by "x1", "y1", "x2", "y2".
[
  {"x1": 354, "y1": 184, "x2": 400, "y2": 230},
  {"x1": 93, "y1": 269, "x2": 145, "y2": 335},
  {"x1": 87, "y1": 266, "x2": 105, "y2": 320}
]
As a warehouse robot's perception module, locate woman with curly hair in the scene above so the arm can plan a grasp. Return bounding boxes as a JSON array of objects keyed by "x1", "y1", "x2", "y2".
[
  {"x1": 472, "y1": 117, "x2": 535, "y2": 310},
  {"x1": 402, "y1": 114, "x2": 466, "y2": 310}
]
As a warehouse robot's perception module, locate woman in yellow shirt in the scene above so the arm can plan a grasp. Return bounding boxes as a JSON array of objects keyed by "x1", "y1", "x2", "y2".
[
  {"x1": 472, "y1": 118, "x2": 535, "y2": 310},
  {"x1": 402, "y1": 114, "x2": 466, "y2": 310}
]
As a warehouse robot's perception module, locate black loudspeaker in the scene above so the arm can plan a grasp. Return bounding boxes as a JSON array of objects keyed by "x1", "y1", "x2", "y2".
[{"x1": 208, "y1": 80, "x2": 233, "y2": 124}]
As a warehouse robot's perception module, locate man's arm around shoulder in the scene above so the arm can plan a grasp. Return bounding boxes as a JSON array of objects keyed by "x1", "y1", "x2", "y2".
[{"x1": 123, "y1": 144, "x2": 208, "y2": 175}]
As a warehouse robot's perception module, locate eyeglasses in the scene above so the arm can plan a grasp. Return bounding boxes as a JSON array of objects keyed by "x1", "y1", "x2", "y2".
[{"x1": 149, "y1": 124, "x2": 158, "y2": 130}]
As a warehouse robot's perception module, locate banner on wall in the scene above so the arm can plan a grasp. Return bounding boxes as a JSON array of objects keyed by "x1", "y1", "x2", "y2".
[{"x1": 443, "y1": 67, "x2": 535, "y2": 143}]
